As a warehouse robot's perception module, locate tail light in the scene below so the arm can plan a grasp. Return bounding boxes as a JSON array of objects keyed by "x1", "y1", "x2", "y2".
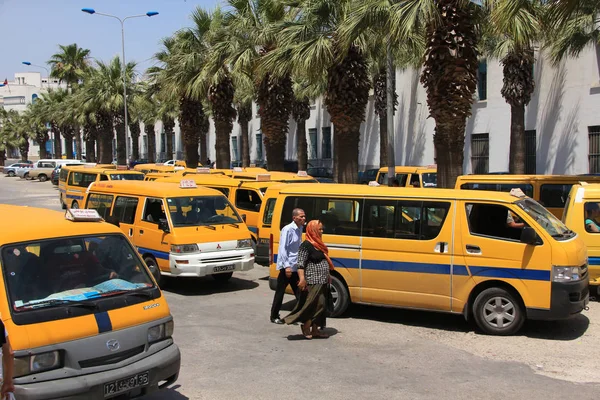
[{"x1": 269, "y1": 233, "x2": 274, "y2": 265}]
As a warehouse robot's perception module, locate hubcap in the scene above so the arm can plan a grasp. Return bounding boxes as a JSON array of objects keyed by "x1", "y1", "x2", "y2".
[
  {"x1": 483, "y1": 296, "x2": 516, "y2": 329},
  {"x1": 329, "y1": 283, "x2": 339, "y2": 308}
]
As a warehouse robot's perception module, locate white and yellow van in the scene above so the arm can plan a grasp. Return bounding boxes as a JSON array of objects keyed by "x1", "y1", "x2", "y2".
[
  {"x1": 0, "y1": 205, "x2": 180, "y2": 398},
  {"x1": 376, "y1": 166, "x2": 438, "y2": 187},
  {"x1": 267, "y1": 184, "x2": 589, "y2": 335},
  {"x1": 84, "y1": 180, "x2": 255, "y2": 285},
  {"x1": 59, "y1": 165, "x2": 144, "y2": 209},
  {"x1": 563, "y1": 183, "x2": 600, "y2": 289}
]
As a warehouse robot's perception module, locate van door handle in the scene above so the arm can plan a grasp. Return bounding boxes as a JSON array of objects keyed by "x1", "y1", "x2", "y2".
[
  {"x1": 128, "y1": 228, "x2": 133, "y2": 237},
  {"x1": 466, "y1": 244, "x2": 481, "y2": 254},
  {"x1": 435, "y1": 242, "x2": 448, "y2": 253}
]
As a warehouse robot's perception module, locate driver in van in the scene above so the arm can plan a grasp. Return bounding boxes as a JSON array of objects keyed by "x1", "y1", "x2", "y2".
[{"x1": 506, "y1": 210, "x2": 525, "y2": 229}]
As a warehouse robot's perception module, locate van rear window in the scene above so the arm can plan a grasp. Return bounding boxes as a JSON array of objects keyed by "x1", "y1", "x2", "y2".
[
  {"x1": 263, "y1": 198, "x2": 277, "y2": 225},
  {"x1": 539, "y1": 184, "x2": 573, "y2": 208}
]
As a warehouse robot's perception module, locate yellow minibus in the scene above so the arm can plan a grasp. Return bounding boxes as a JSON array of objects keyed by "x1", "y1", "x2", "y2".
[
  {"x1": 267, "y1": 184, "x2": 589, "y2": 335},
  {"x1": 0, "y1": 205, "x2": 180, "y2": 398},
  {"x1": 376, "y1": 166, "x2": 437, "y2": 187}
]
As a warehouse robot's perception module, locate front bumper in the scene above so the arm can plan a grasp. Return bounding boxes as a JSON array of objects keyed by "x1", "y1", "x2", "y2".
[
  {"x1": 527, "y1": 278, "x2": 589, "y2": 320},
  {"x1": 167, "y1": 250, "x2": 254, "y2": 277},
  {"x1": 15, "y1": 343, "x2": 180, "y2": 400}
]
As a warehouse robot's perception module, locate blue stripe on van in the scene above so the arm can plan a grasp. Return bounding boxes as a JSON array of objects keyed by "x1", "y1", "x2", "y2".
[
  {"x1": 469, "y1": 266, "x2": 550, "y2": 281},
  {"x1": 274, "y1": 254, "x2": 547, "y2": 280},
  {"x1": 137, "y1": 247, "x2": 170, "y2": 260},
  {"x1": 66, "y1": 194, "x2": 84, "y2": 200},
  {"x1": 94, "y1": 312, "x2": 113, "y2": 333},
  {"x1": 588, "y1": 257, "x2": 600, "y2": 265}
]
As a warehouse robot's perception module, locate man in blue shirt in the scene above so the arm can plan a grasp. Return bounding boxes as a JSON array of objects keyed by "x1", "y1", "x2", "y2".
[{"x1": 270, "y1": 208, "x2": 305, "y2": 324}]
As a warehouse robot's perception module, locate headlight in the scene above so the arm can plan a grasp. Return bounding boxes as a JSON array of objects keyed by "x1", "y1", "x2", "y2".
[
  {"x1": 237, "y1": 239, "x2": 252, "y2": 249},
  {"x1": 15, "y1": 351, "x2": 61, "y2": 377},
  {"x1": 148, "y1": 320, "x2": 174, "y2": 343},
  {"x1": 552, "y1": 266, "x2": 582, "y2": 282},
  {"x1": 171, "y1": 244, "x2": 199, "y2": 254}
]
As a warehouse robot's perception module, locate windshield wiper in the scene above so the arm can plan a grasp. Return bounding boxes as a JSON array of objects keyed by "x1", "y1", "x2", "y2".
[
  {"x1": 201, "y1": 224, "x2": 216, "y2": 230},
  {"x1": 87, "y1": 288, "x2": 155, "y2": 300},
  {"x1": 17, "y1": 298, "x2": 97, "y2": 310},
  {"x1": 228, "y1": 223, "x2": 240, "y2": 228}
]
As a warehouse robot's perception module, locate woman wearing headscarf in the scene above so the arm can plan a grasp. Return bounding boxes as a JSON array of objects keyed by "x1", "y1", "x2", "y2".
[{"x1": 283, "y1": 220, "x2": 334, "y2": 339}]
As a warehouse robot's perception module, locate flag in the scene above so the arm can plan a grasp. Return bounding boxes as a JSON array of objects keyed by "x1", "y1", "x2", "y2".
[{"x1": 3, "y1": 79, "x2": 7, "y2": 85}]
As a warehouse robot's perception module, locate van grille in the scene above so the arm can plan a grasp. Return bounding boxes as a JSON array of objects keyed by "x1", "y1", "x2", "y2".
[
  {"x1": 202, "y1": 255, "x2": 243, "y2": 264},
  {"x1": 79, "y1": 345, "x2": 144, "y2": 368}
]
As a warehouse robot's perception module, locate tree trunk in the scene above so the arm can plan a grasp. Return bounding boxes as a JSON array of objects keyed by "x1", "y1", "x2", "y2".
[
  {"x1": 297, "y1": 119, "x2": 308, "y2": 171},
  {"x1": 199, "y1": 122, "x2": 208, "y2": 165},
  {"x1": 164, "y1": 118, "x2": 175, "y2": 161},
  {"x1": 64, "y1": 131, "x2": 74, "y2": 160},
  {"x1": 509, "y1": 104, "x2": 526, "y2": 174},
  {"x1": 0, "y1": 150, "x2": 5, "y2": 166},
  {"x1": 115, "y1": 116, "x2": 126, "y2": 165},
  {"x1": 145, "y1": 124, "x2": 156, "y2": 163},
  {"x1": 52, "y1": 124, "x2": 62, "y2": 159},
  {"x1": 263, "y1": 136, "x2": 285, "y2": 172},
  {"x1": 215, "y1": 121, "x2": 232, "y2": 169},
  {"x1": 100, "y1": 134, "x2": 113, "y2": 164},
  {"x1": 240, "y1": 119, "x2": 250, "y2": 167},
  {"x1": 38, "y1": 140, "x2": 47, "y2": 159},
  {"x1": 179, "y1": 97, "x2": 206, "y2": 169},
  {"x1": 74, "y1": 127, "x2": 82, "y2": 160},
  {"x1": 20, "y1": 134, "x2": 29, "y2": 161},
  {"x1": 335, "y1": 132, "x2": 359, "y2": 183},
  {"x1": 434, "y1": 127, "x2": 464, "y2": 188},
  {"x1": 379, "y1": 113, "x2": 388, "y2": 167},
  {"x1": 129, "y1": 121, "x2": 141, "y2": 161},
  {"x1": 86, "y1": 138, "x2": 96, "y2": 163},
  {"x1": 208, "y1": 76, "x2": 236, "y2": 169}
]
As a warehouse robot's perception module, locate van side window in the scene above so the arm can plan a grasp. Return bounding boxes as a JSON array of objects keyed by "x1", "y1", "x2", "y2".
[
  {"x1": 100, "y1": 174, "x2": 109, "y2": 181},
  {"x1": 584, "y1": 201, "x2": 600, "y2": 233},
  {"x1": 540, "y1": 184, "x2": 572, "y2": 208},
  {"x1": 69, "y1": 172, "x2": 98, "y2": 188},
  {"x1": 364, "y1": 199, "x2": 397, "y2": 238},
  {"x1": 466, "y1": 203, "x2": 526, "y2": 241},
  {"x1": 143, "y1": 198, "x2": 166, "y2": 224},
  {"x1": 59, "y1": 169, "x2": 68, "y2": 182},
  {"x1": 280, "y1": 196, "x2": 362, "y2": 236},
  {"x1": 263, "y1": 198, "x2": 276, "y2": 225},
  {"x1": 87, "y1": 194, "x2": 114, "y2": 219},
  {"x1": 236, "y1": 189, "x2": 262, "y2": 211},
  {"x1": 112, "y1": 196, "x2": 139, "y2": 224},
  {"x1": 211, "y1": 187, "x2": 229, "y2": 197},
  {"x1": 461, "y1": 183, "x2": 534, "y2": 198}
]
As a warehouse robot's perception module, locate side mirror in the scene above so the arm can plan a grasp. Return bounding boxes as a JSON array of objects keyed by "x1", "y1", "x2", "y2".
[
  {"x1": 520, "y1": 226, "x2": 538, "y2": 245},
  {"x1": 241, "y1": 214, "x2": 247, "y2": 223},
  {"x1": 158, "y1": 218, "x2": 170, "y2": 233}
]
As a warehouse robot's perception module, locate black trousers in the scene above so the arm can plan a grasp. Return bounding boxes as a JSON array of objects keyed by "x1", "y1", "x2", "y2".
[{"x1": 270, "y1": 269, "x2": 300, "y2": 319}]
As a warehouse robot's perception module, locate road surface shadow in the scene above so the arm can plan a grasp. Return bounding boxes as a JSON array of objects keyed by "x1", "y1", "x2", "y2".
[
  {"x1": 143, "y1": 385, "x2": 189, "y2": 399},
  {"x1": 162, "y1": 276, "x2": 259, "y2": 296},
  {"x1": 343, "y1": 304, "x2": 590, "y2": 340},
  {"x1": 287, "y1": 327, "x2": 339, "y2": 341}
]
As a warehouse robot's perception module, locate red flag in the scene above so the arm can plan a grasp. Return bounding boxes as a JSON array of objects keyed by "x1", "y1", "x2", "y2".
[{"x1": 3, "y1": 79, "x2": 7, "y2": 85}]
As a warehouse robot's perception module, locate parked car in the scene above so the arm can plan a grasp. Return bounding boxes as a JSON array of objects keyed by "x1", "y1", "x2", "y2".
[
  {"x1": 358, "y1": 168, "x2": 379, "y2": 184},
  {"x1": 51, "y1": 166, "x2": 60, "y2": 185},
  {"x1": 307, "y1": 167, "x2": 334, "y2": 183},
  {"x1": 3, "y1": 163, "x2": 32, "y2": 177},
  {"x1": 16, "y1": 165, "x2": 34, "y2": 179}
]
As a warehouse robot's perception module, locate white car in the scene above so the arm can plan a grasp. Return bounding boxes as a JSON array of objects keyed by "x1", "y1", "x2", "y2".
[
  {"x1": 3, "y1": 163, "x2": 32, "y2": 177},
  {"x1": 16, "y1": 165, "x2": 33, "y2": 179}
]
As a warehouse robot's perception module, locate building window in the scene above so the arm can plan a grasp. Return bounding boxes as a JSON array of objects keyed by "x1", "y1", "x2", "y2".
[
  {"x1": 3, "y1": 96, "x2": 26, "y2": 106},
  {"x1": 256, "y1": 132, "x2": 263, "y2": 160},
  {"x1": 322, "y1": 127, "x2": 332, "y2": 159},
  {"x1": 589, "y1": 126, "x2": 600, "y2": 173},
  {"x1": 525, "y1": 130, "x2": 536, "y2": 174},
  {"x1": 471, "y1": 133, "x2": 489, "y2": 174},
  {"x1": 232, "y1": 136, "x2": 239, "y2": 161},
  {"x1": 308, "y1": 128, "x2": 318, "y2": 159},
  {"x1": 477, "y1": 61, "x2": 487, "y2": 101}
]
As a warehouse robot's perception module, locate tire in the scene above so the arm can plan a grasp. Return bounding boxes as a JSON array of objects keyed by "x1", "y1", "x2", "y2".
[
  {"x1": 38, "y1": 174, "x2": 47, "y2": 182},
  {"x1": 60, "y1": 198, "x2": 67, "y2": 210},
  {"x1": 24, "y1": 172, "x2": 29, "y2": 180},
  {"x1": 7, "y1": 171, "x2": 15, "y2": 177},
  {"x1": 71, "y1": 200, "x2": 79, "y2": 209},
  {"x1": 144, "y1": 256, "x2": 162, "y2": 287},
  {"x1": 329, "y1": 274, "x2": 350, "y2": 317},
  {"x1": 212, "y1": 272, "x2": 233, "y2": 282},
  {"x1": 473, "y1": 287, "x2": 525, "y2": 335}
]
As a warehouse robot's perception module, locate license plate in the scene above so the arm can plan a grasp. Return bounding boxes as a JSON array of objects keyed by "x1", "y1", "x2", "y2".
[
  {"x1": 104, "y1": 371, "x2": 149, "y2": 397},
  {"x1": 213, "y1": 264, "x2": 236, "y2": 273}
]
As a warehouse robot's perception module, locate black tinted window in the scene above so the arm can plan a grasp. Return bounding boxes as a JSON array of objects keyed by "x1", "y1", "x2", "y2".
[
  {"x1": 112, "y1": 196, "x2": 139, "y2": 224},
  {"x1": 87, "y1": 194, "x2": 114, "y2": 219},
  {"x1": 280, "y1": 196, "x2": 362, "y2": 236},
  {"x1": 236, "y1": 189, "x2": 262, "y2": 212},
  {"x1": 263, "y1": 198, "x2": 277, "y2": 225},
  {"x1": 540, "y1": 184, "x2": 573, "y2": 208},
  {"x1": 466, "y1": 203, "x2": 527, "y2": 241},
  {"x1": 461, "y1": 182, "x2": 534, "y2": 197}
]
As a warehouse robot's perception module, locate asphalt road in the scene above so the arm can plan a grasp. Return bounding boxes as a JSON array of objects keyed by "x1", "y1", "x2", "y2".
[{"x1": 1, "y1": 175, "x2": 599, "y2": 400}]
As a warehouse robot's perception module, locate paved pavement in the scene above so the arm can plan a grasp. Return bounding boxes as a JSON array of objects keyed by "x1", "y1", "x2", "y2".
[{"x1": 1, "y1": 175, "x2": 599, "y2": 400}]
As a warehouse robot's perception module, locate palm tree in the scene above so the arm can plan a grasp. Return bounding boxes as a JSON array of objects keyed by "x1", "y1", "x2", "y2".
[
  {"x1": 0, "y1": 110, "x2": 22, "y2": 165},
  {"x1": 134, "y1": 82, "x2": 161, "y2": 162},
  {"x1": 482, "y1": 0, "x2": 542, "y2": 174},
  {"x1": 24, "y1": 103, "x2": 50, "y2": 159},
  {"x1": 261, "y1": 0, "x2": 371, "y2": 183},
  {"x1": 48, "y1": 43, "x2": 91, "y2": 90},
  {"x1": 291, "y1": 97, "x2": 311, "y2": 171}
]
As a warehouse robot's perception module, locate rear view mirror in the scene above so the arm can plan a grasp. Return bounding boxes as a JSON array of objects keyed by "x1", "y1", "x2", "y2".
[
  {"x1": 520, "y1": 226, "x2": 538, "y2": 245},
  {"x1": 158, "y1": 218, "x2": 170, "y2": 233}
]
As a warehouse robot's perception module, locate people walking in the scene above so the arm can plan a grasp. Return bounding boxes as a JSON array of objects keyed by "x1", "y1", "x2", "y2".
[
  {"x1": 283, "y1": 220, "x2": 334, "y2": 339},
  {"x1": 270, "y1": 208, "x2": 305, "y2": 324}
]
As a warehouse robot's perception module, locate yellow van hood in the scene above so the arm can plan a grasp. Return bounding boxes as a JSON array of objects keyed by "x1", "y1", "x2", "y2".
[
  {"x1": 6, "y1": 296, "x2": 170, "y2": 350},
  {"x1": 171, "y1": 225, "x2": 251, "y2": 245},
  {"x1": 552, "y1": 235, "x2": 587, "y2": 267}
]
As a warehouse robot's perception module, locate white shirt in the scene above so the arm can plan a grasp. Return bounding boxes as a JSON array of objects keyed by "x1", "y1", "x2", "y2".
[{"x1": 277, "y1": 221, "x2": 302, "y2": 271}]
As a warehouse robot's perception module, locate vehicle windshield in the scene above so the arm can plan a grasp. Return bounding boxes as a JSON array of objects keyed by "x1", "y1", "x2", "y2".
[
  {"x1": 1, "y1": 235, "x2": 154, "y2": 312},
  {"x1": 422, "y1": 173, "x2": 437, "y2": 187},
  {"x1": 109, "y1": 173, "x2": 144, "y2": 181},
  {"x1": 167, "y1": 195, "x2": 243, "y2": 227},
  {"x1": 515, "y1": 198, "x2": 573, "y2": 239}
]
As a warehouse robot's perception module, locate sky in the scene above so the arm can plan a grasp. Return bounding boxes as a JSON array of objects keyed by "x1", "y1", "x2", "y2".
[{"x1": 0, "y1": 0, "x2": 219, "y2": 80}]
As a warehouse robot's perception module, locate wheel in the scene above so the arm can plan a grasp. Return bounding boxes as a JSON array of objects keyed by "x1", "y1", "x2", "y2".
[
  {"x1": 60, "y1": 198, "x2": 66, "y2": 210},
  {"x1": 23, "y1": 172, "x2": 29, "y2": 180},
  {"x1": 38, "y1": 174, "x2": 47, "y2": 182},
  {"x1": 473, "y1": 287, "x2": 525, "y2": 335},
  {"x1": 212, "y1": 272, "x2": 233, "y2": 282},
  {"x1": 329, "y1": 275, "x2": 350, "y2": 317},
  {"x1": 144, "y1": 256, "x2": 162, "y2": 286},
  {"x1": 71, "y1": 200, "x2": 79, "y2": 209},
  {"x1": 7, "y1": 171, "x2": 15, "y2": 177}
]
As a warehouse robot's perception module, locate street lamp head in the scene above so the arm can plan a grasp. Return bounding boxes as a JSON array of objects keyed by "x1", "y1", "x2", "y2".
[
  {"x1": 81, "y1": 8, "x2": 96, "y2": 14},
  {"x1": 146, "y1": 11, "x2": 159, "y2": 17},
  {"x1": 22, "y1": 61, "x2": 31, "y2": 66}
]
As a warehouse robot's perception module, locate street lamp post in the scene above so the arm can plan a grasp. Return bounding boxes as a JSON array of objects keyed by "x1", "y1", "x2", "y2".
[
  {"x1": 22, "y1": 61, "x2": 50, "y2": 88},
  {"x1": 81, "y1": 8, "x2": 159, "y2": 165}
]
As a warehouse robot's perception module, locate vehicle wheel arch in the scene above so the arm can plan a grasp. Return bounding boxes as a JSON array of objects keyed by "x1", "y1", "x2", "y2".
[
  {"x1": 329, "y1": 269, "x2": 351, "y2": 317},
  {"x1": 142, "y1": 254, "x2": 162, "y2": 286},
  {"x1": 464, "y1": 280, "x2": 526, "y2": 321}
]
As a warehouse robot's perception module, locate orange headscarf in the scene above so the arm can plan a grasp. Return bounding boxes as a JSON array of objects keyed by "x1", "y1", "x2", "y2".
[{"x1": 306, "y1": 220, "x2": 334, "y2": 270}]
